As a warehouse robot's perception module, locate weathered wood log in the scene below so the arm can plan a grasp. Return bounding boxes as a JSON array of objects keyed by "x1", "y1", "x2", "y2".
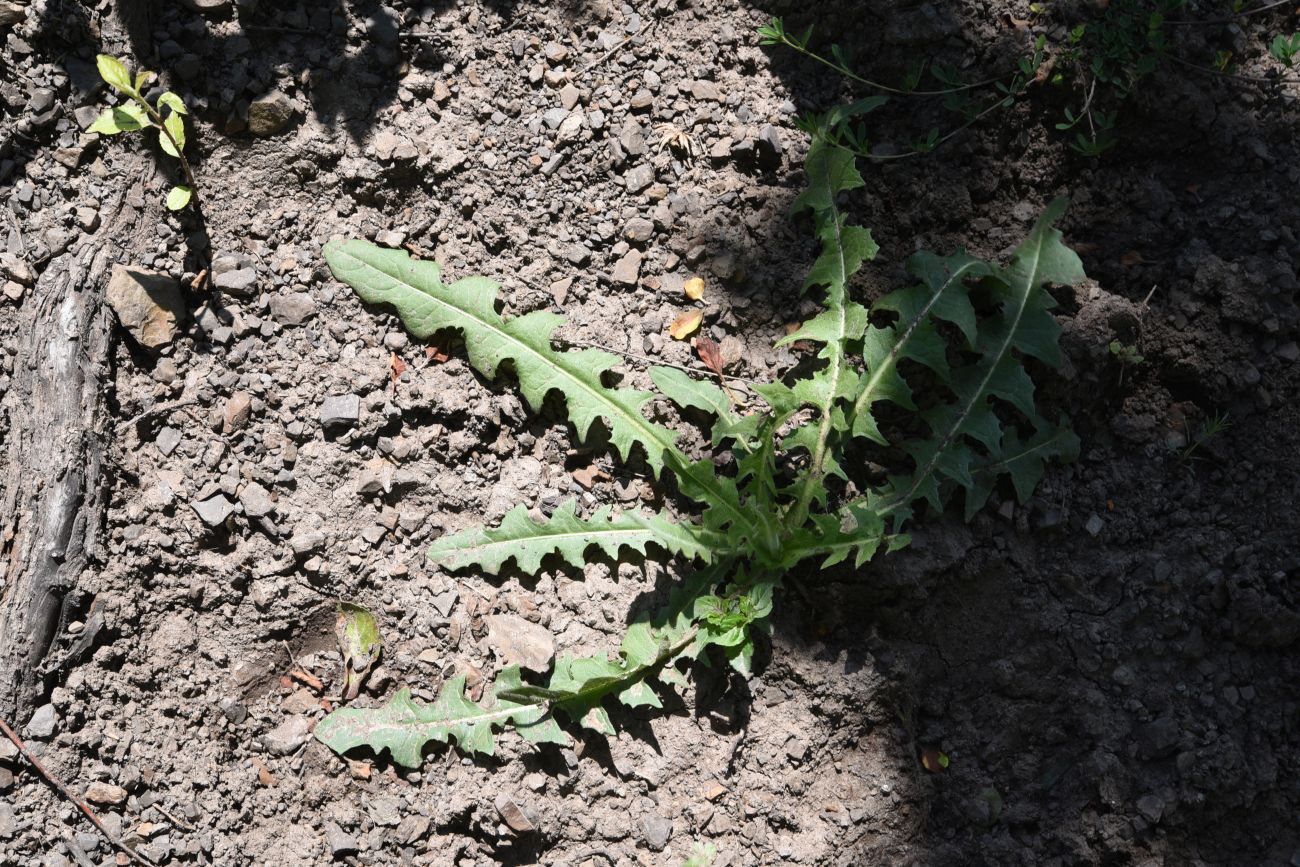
[
  {"x1": 0, "y1": 0, "x2": 161, "y2": 725},
  {"x1": 0, "y1": 185, "x2": 149, "y2": 721}
]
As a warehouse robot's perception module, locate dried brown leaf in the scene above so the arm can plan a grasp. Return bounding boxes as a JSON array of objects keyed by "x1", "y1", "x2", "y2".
[{"x1": 696, "y1": 336, "x2": 724, "y2": 377}]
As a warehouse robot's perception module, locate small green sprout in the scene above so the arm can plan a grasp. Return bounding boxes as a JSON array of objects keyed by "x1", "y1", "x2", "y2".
[
  {"x1": 1269, "y1": 33, "x2": 1300, "y2": 67},
  {"x1": 1109, "y1": 339, "x2": 1143, "y2": 386},
  {"x1": 1179, "y1": 410, "x2": 1231, "y2": 467},
  {"x1": 89, "y1": 55, "x2": 197, "y2": 211}
]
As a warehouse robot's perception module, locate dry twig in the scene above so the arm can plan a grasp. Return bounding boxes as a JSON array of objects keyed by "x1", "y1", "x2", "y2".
[{"x1": 0, "y1": 715, "x2": 157, "y2": 867}]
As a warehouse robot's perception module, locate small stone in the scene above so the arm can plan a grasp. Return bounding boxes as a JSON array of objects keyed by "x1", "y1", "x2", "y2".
[
  {"x1": 25, "y1": 704, "x2": 58, "y2": 739},
  {"x1": 624, "y1": 163, "x2": 654, "y2": 193},
  {"x1": 156, "y1": 427, "x2": 182, "y2": 457},
  {"x1": 1135, "y1": 794, "x2": 1164, "y2": 823},
  {"x1": 325, "y1": 822, "x2": 358, "y2": 858},
  {"x1": 690, "y1": 80, "x2": 720, "y2": 101},
  {"x1": 629, "y1": 89, "x2": 654, "y2": 112},
  {"x1": 368, "y1": 795, "x2": 402, "y2": 827},
  {"x1": 320, "y1": 394, "x2": 360, "y2": 430},
  {"x1": 494, "y1": 793, "x2": 538, "y2": 833},
  {"x1": 239, "y1": 482, "x2": 274, "y2": 518},
  {"x1": 623, "y1": 217, "x2": 654, "y2": 243},
  {"x1": 639, "y1": 813, "x2": 673, "y2": 851},
  {"x1": 290, "y1": 530, "x2": 326, "y2": 557},
  {"x1": 218, "y1": 697, "x2": 247, "y2": 724},
  {"x1": 619, "y1": 121, "x2": 646, "y2": 157},
  {"x1": 0, "y1": 802, "x2": 13, "y2": 839},
  {"x1": 485, "y1": 614, "x2": 555, "y2": 673},
  {"x1": 222, "y1": 391, "x2": 252, "y2": 433},
  {"x1": 191, "y1": 495, "x2": 234, "y2": 527},
  {"x1": 84, "y1": 783, "x2": 128, "y2": 807},
  {"x1": 106, "y1": 266, "x2": 185, "y2": 351},
  {"x1": 433, "y1": 80, "x2": 451, "y2": 104},
  {"x1": 261, "y1": 714, "x2": 313, "y2": 755},
  {"x1": 559, "y1": 83, "x2": 581, "y2": 110},
  {"x1": 612, "y1": 250, "x2": 643, "y2": 286},
  {"x1": 756, "y1": 125, "x2": 783, "y2": 171},
  {"x1": 549, "y1": 277, "x2": 573, "y2": 305},
  {"x1": 248, "y1": 91, "x2": 297, "y2": 137},
  {"x1": 269, "y1": 292, "x2": 314, "y2": 325},
  {"x1": 1135, "y1": 717, "x2": 1179, "y2": 759},
  {"x1": 1085, "y1": 514, "x2": 1104, "y2": 536},
  {"x1": 0, "y1": 740, "x2": 18, "y2": 762},
  {"x1": 556, "y1": 111, "x2": 584, "y2": 144},
  {"x1": 213, "y1": 267, "x2": 258, "y2": 296},
  {"x1": 75, "y1": 207, "x2": 100, "y2": 232}
]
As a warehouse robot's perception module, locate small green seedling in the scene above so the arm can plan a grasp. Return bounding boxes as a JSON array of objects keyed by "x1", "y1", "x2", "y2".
[
  {"x1": 89, "y1": 55, "x2": 196, "y2": 210},
  {"x1": 1109, "y1": 339, "x2": 1143, "y2": 387},
  {"x1": 1269, "y1": 33, "x2": 1300, "y2": 67},
  {"x1": 681, "y1": 843, "x2": 718, "y2": 867},
  {"x1": 1179, "y1": 410, "x2": 1230, "y2": 467}
]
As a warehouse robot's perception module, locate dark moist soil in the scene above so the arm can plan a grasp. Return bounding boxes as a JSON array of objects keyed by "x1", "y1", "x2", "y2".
[{"x1": 2, "y1": 0, "x2": 1299, "y2": 865}]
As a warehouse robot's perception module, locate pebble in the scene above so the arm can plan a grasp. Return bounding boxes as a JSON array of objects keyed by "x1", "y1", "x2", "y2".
[
  {"x1": 269, "y1": 292, "x2": 315, "y2": 325},
  {"x1": 191, "y1": 495, "x2": 234, "y2": 527},
  {"x1": 1135, "y1": 717, "x2": 1179, "y2": 759},
  {"x1": 624, "y1": 164, "x2": 654, "y2": 193},
  {"x1": 248, "y1": 91, "x2": 297, "y2": 137},
  {"x1": 84, "y1": 782, "x2": 128, "y2": 807},
  {"x1": 494, "y1": 793, "x2": 538, "y2": 833},
  {"x1": 367, "y1": 795, "x2": 402, "y2": 826},
  {"x1": 75, "y1": 207, "x2": 100, "y2": 232},
  {"x1": 26, "y1": 704, "x2": 57, "y2": 739},
  {"x1": 757, "y1": 125, "x2": 783, "y2": 170},
  {"x1": 690, "y1": 80, "x2": 720, "y2": 101},
  {"x1": 213, "y1": 267, "x2": 258, "y2": 296},
  {"x1": 0, "y1": 802, "x2": 13, "y2": 839},
  {"x1": 325, "y1": 822, "x2": 358, "y2": 857},
  {"x1": 1085, "y1": 514, "x2": 1104, "y2": 536},
  {"x1": 106, "y1": 266, "x2": 186, "y2": 352},
  {"x1": 222, "y1": 391, "x2": 252, "y2": 433},
  {"x1": 559, "y1": 83, "x2": 581, "y2": 110},
  {"x1": 639, "y1": 813, "x2": 673, "y2": 851},
  {"x1": 612, "y1": 250, "x2": 642, "y2": 286},
  {"x1": 320, "y1": 394, "x2": 361, "y2": 430},
  {"x1": 623, "y1": 217, "x2": 654, "y2": 243},
  {"x1": 1135, "y1": 793, "x2": 1164, "y2": 823},
  {"x1": 290, "y1": 530, "x2": 326, "y2": 557},
  {"x1": 238, "y1": 482, "x2": 275, "y2": 518},
  {"x1": 485, "y1": 614, "x2": 556, "y2": 673},
  {"x1": 261, "y1": 714, "x2": 313, "y2": 755},
  {"x1": 155, "y1": 427, "x2": 182, "y2": 457}
]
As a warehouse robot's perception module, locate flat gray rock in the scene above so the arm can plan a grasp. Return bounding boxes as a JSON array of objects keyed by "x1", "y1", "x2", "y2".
[
  {"x1": 320, "y1": 394, "x2": 360, "y2": 430},
  {"x1": 192, "y1": 495, "x2": 234, "y2": 527},
  {"x1": 106, "y1": 266, "x2": 185, "y2": 351}
]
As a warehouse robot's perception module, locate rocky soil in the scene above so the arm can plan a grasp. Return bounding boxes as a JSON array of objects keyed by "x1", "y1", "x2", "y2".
[{"x1": 2, "y1": 0, "x2": 1298, "y2": 865}]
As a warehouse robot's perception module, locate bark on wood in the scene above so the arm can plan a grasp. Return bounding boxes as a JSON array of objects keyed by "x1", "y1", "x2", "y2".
[
  {"x1": 0, "y1": 0, "x2": 160, "y2": 724},
  {"x1": 0, "y1": 185, "x2": 148, "y2": 721}
]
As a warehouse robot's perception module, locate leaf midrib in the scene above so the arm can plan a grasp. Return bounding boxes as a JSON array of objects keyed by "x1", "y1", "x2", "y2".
[
  {"x1": 850, "y1": 258, "x2": 983, "y2": 424},
  {"x1": 332, "y1": 245, "x2": 757, "y2": 537},
  {"x1": 895, "y1": 235, "x2": 1049, "y2": 508}
]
